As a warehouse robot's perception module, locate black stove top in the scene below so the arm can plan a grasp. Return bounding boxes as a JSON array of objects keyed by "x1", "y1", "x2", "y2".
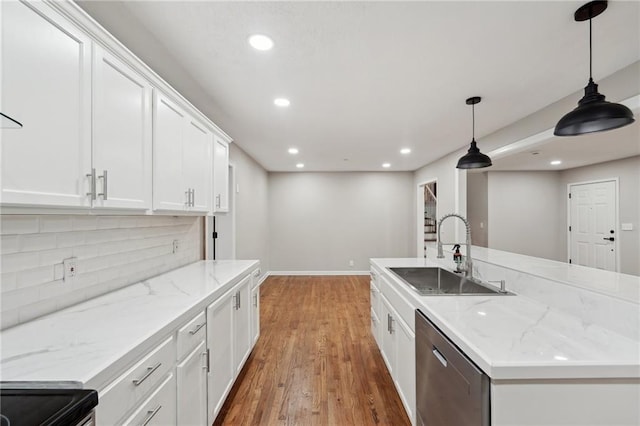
[{"x1": 0, "y1": 388, "x2": 98, "y2": 426}]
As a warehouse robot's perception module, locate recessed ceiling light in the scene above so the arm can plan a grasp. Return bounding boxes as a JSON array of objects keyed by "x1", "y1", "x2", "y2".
[
  {"x1": 296, "y1": 163, "x2": 304, "y2": 168},
  {"x1": 400, "y1": 148, "x2": 411, "y2": 155},
  {"x1": 248, "y1": 34, "x2": 273, "y2": 51},
  {"x1": 274, "y1": 98, "x2": 290, "y2": 107},
  {"x1": 554, "y1": 355, "x2": 569, "y2": 361},
  {"x1": 550, "y1": 160, "x2": 562, "y2": 165},
  {"x1": 288, "y1": 148, "x2": 299, "y2": 155},
  {"x1": 382, "y1": 163, "x2": 391, "y2": 168}
]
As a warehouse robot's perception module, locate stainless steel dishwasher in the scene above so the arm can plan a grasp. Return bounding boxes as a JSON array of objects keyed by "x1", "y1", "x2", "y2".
[{"x1": 415, "y1": 309, "x2": 490, "y2": 426}]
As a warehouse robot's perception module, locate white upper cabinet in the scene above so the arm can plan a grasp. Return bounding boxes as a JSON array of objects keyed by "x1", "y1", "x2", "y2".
[
  {"x1": 92, "y1": 46, "x2": 152, "y2": 209},
  {"x1": 1, "y1": 1, "x2": 92, "y2": 207},
  {"x1": 153, "y1": 92, "x2": 212, "y2": 213},
  {"x1": 183, "y1": 119, "x2": 212, "y2": 212},
  {"x1": 212, "y1": 136, "x2": 230, "y2": 213}
]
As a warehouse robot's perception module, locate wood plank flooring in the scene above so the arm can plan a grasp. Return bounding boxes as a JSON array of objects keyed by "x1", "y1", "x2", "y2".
[{"x1": 213, "y1": 275, "x2": 411, "y2": 426}]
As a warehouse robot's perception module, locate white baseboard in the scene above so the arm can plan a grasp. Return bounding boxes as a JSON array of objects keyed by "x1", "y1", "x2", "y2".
[{"x1": 268, "y1": 270, "x2": 369, "y2": 276}]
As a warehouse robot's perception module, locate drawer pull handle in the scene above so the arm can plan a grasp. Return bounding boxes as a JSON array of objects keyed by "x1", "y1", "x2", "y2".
[
  {"x1": 432, "y1": 347, "x2": 448, "y2": 367},
  {"x1": 132, "y1": 362, "x2": 161, "y2": 386},
  {"x1": 140, "y1": 404, "x2": 162, "y2": 426},
  {"x1": 189, "y1": 322, "x2": 206, "y2": 335}
]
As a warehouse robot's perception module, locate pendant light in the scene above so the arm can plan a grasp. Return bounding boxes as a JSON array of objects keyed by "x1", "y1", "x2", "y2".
[
  {"x1": 554, "y1": 0, "x2": 634, "y2": 136},
  {"x1": 0, "y1": 112, "x2": 23, "y2": 129},
  {"x1": 456, "y1": 96, "x2": 492, "y2": 169}
]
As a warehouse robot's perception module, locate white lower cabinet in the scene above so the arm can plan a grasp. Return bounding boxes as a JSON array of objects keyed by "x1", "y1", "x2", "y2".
[
  {"x1": 122, "y1": 374, "x2": 176, "y2": 426},
  {"x1": 177, "y1": 341, "x2": 208, "y2": 426},
  {"x1": 378, "y1": 286, "x2": 416, "y2": 425},
  {"x1": 95, "y1": 268, "x2": 259, "y2": 426},
  {"x1": 206, "y1": 289, "x2": 236, "y2": 424},
  {"x1": 251, "y1": 285, "x2": 260, "y2": 346}
]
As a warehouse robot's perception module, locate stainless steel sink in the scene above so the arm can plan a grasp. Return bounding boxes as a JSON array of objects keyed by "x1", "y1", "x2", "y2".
[{"x1": 387, "y1": 267, "x2": 511, "y2": 296}]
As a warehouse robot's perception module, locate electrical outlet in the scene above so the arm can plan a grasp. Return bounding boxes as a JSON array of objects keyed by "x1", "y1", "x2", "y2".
[
  {"x1": 349, "y1": 260, "x2": 354, "y2": 267},
  {"x1": 62, "y1": 257, "x2": 77, "y2": 282},
  {"x1": 172, "y1": 239, "x2": 179, "y2": 254}
]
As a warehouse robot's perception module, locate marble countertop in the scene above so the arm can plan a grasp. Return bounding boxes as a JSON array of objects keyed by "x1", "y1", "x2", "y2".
[
  {"x1": 0, "y1": 260, "x2": 259, "y2": 390},
  {"x1": 372, "y1": 257, "x2": 640, "y2": 380}
]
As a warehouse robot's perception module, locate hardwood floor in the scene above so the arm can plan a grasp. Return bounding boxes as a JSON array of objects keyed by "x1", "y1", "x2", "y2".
[{"x1": 213, "y1": 275, "x2": 411, "y2": 426}]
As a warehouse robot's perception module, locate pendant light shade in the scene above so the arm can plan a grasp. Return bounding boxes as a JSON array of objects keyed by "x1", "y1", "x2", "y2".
[
  {"x1": 457, "y1": 96, "x2": 492, "y2": 169},
  {"x1": 554, "y1": 1, "x2": 635, "y2": 136}
]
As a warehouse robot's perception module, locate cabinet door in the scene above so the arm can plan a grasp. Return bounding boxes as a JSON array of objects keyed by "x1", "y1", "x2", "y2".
[
  {"x1": 177, "y1": 341, "x2": 208, "y2": 426},
  {"x1": 212, "y1": 136, "x2": 229, "y2": 212},
  {"x1": 153, "y1": 92, "x2": 187, "y2": 211},
  {"x1": 234, "y1": 275, "x2": 252, "y2": 373},
  {"x1": 1, "y1": 1, "x2": 92, "y2": 207},
  {"x1": 120, "y1": 374, "x2": 176, "y2": 426},
  {"x1": 250, "y1": 285, "x2": 260, "y2": 346},
  {"x1": 380, "y1": 297, "x2": 396, "y2": 376},
  {"x1": 183, "y1": 118, "x2": 212, "y2": 212},
  {"x1": 92, "y1": 46, "x2": 152, "y2": 210},
  {"x1": 206, "y1": 290, "x2": 235, "y2": 424},
  {"x1": 394, "y1": 316, "x2": 416, "y2": 425}
]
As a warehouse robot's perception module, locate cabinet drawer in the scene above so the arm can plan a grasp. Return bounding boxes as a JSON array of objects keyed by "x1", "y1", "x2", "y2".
[
  {"x1": 121, "y1": 373, "x2": 176, "y2": 426},
  {"x1": 96, "y1": 336, "x2": 175, "y2": 426},
  {"x1": 177, "y1": 311, "x2": 206, "y2": 360}
]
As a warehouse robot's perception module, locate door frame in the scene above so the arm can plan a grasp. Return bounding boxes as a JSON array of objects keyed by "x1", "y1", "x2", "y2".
[
  {"x1": 416, "y1": 178, "x2": 438, "y2": 258},
  {"x1": 567, "y1": 177, "x2": 619, "y2": 272}
]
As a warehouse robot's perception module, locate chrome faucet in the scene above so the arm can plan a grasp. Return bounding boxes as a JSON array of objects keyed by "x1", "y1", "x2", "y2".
[{"x1": 437, "y1": 213, "x2": 473, "y2": 278}]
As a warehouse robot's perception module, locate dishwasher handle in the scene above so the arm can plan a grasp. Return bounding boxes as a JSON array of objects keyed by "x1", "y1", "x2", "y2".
[{"x1": 432, "y1": 346, "x2": 448, "y2": 367}]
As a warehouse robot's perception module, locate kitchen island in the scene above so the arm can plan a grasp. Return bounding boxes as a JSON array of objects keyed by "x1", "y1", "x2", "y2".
[{"x1": 371, "y1": 249, "x2": 640, "y2": 426}]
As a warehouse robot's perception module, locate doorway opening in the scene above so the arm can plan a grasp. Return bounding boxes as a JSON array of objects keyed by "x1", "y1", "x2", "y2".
[
  {"x1": 567, "y1": 178, "x2": 618, "y2": 272},
  {"x1": 417, "y1": 180, "x2": 437, "y2": 258}
]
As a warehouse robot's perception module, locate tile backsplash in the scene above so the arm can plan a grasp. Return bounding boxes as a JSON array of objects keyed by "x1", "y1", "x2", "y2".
[{"x1": 1, "y1": 215, "x2": 203, "y2": 329}]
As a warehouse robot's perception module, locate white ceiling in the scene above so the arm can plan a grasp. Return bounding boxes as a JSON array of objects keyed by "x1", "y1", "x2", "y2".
[{"x1": 77, "y1": 1, "x2": 640, "y2": 172}]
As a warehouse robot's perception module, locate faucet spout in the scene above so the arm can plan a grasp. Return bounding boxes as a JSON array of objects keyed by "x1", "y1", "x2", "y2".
[{"x1": 436, "y1": 213, "x2": 473, "y2": 278}]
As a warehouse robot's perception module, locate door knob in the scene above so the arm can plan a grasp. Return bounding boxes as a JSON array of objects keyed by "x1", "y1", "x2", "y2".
[{"x1": 603, "y1": 237, "x2": 614, "y2": 241}]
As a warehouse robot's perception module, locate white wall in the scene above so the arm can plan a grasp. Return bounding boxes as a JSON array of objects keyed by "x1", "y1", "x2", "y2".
[
  {"x1": 487, "y1": 171, "x2": 564, "y2": 261},
  {"x1": 1, "y1": 215, "x2": 202, "y2": 329},
  {"x1": 268, "y1": 172, "x2": 414, "y2": 272},
  {"x1": 560, "y1": 156, "x2": 640, "y2": 276},
  {"x1": 229, "y1": 144, "x2": 270, "y2": 275}
]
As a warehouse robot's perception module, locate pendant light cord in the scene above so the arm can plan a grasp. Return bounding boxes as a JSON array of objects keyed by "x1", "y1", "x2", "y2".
[
  {"x1": 589, "y1": 17, "x2": 593, "y2": 80},
  {"x1": 471, "y1": 103, "x2": 475, "y2": 140}
]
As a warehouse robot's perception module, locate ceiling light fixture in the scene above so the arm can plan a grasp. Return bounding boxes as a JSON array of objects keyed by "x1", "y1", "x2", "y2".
[
  {"x1": 288, "y1": 148, "x2": 299, "y2": 154},
  {"x1": 550, "y1": 160, "x2": 562, "y2": 165},
  {"x1": 248, "y1": 34, "x2": 274, "y2": 51},
  {"x1": 400, "y1": 148, "x2": 411, "y2": 154},
  {"x1": 274, "y1": 98, "x2": 290, "y2": 107},
  {"x1": 554, "y1": 1, "x2": 634, "y2": 136},
  {"x1": 382, "y1": 163, "x2": 391, "y2": 168},
  {"x1": 456, "y1": 96, "x2": 492, "y2": 169},
  {"x1": 296, "y1": 163, "x2": 304, "y2": 168}
]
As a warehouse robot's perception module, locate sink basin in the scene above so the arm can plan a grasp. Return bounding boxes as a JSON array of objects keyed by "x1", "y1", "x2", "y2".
[{"x1": 387, "y1": 267, "x2": 511, "y2": 296}]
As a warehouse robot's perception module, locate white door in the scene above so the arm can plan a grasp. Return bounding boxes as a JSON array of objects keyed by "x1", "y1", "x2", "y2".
[
  {"x1": 394, "y1": 316, "x2": 416, "y2": 425},
  {"x1": 153, "y1": 92, "x2": 186, "y2": 211},
  {"x1": 183, "y1": 118, "x2": 212, "y2": 212},
  {"x1": 569, "y1": 180, "x2": 617, "y2": 271},
  {"x1": 177, "y1": 341, "x2": 208, "y2": 426},
  {"x1": 1, "y1": 1, "x2": 92, "y2": 207},
  {"x1": 206, "y1": 290, "x2": 235, "y2": 424},
  {"x1": 92, "y1": 46, "x2": 152, "y2": 210}
]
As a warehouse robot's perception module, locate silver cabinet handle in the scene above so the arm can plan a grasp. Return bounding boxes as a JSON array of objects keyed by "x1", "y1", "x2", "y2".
[
  {"x1": 140, "y1": 404, "x2": 162, "y2": 426},
  {"x1": 203, "y1": 349, "x2": 210, "y2": 372},
  {"x1": 189, "y1": 322, "x2": 206, "y2": 335},
  {"x1": 132, "y1": 362, "x2": 161, "y2": 386},
  {"x1": 215, "y1": 194, "x2": 221, "y2": 208},
  {"x1": 98, "y1": 170, "x2": 108, "y2": 200},
  {"x1": 86, "y1": 168, "x2": 96, "y2": 200},
  {"x1": 237, "y1": 291, "x2": 241, "y2": 310},
  {"x1": 432, "y1": 347, "x2": 448, "y2": 367},
  {"x1": 185, "y1": 189, "x2": 190, "y2": 207},
  {"x1": 191, "y1": 188, "x2": 195, "y2": 206},
  {"x1": 253, "y1": 293, "x2": 258, "y2": 307},
  {"x1": 253, "y1": 269, "x2": 260, "y2": 277},
  {"x1": 387, "y1": 314, "x2": 391, "y2": 333}
]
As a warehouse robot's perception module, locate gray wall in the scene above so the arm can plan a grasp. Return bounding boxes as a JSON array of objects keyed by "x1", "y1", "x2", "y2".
[
  {"x1": 467, "y1": 172, "x2": 488, "y2": 248},
  {"x1": 487, "y1": 171, "x2": 564, "y2": 261},
  {"x1": 229, "y1": 144, "x2": 270, "y2": 274},
  {"x1": 268, "y1": 172, "x2": 414, "y2": 272},
  {"x1": 560, "y1": 156, "x2": 640, "y2": 276}
]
